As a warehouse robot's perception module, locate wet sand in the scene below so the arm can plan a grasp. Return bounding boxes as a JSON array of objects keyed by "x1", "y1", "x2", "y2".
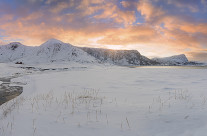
[{"x1": 0, "y1": 77, "x2": 23, "y2": 106}]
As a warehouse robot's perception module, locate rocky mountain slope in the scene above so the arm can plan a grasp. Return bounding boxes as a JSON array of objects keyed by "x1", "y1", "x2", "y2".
[{"x1": 81, "y1": 47, "x2": 158, "y2": 66}]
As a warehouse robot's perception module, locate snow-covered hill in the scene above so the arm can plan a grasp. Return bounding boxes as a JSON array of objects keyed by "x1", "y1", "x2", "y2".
[
  {"x1": 0, "y1": 42, "x2": 30, "y2": 63},
  {"x1": 0, "y1": 39, "x2": 97, "y2": 64},
  {"x1": 152, "y1": 54, "x2": 189, "y2": 65},
  {"x1": 20, "y1": 39, "x2": 97, "y2": 64}
]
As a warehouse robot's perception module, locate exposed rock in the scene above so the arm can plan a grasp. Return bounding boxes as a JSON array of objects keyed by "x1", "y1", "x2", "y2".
[{"x1": 81, "y1": 47, "x2": 159, "y2": 66}]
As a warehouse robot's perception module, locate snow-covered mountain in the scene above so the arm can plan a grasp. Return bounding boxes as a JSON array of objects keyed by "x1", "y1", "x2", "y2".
[
  {"x1": 22, "y1": 39, "x2": 97, "y2": 64},
  {"x1": 0, "y1": 39, "x2": 201, "y2": 66},
  {"x1": 0, "y1": 42, "x2": 30, "y2": 63},
  {"x1": 152, "y1": 54, "x2": 189, "y2": 65},
  {"x1": 81, "y1": 47, "x2": 159, "y2": 66},
  {"x1": 0, "y1": 39, "x2": 96, "y2": 64},
  {"x1": 81, "y1": 47, "x2": 141, "y2": 65}
]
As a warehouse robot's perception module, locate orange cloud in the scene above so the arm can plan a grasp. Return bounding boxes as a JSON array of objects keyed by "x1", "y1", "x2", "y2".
[
  {"x1": 121, "y1": 1, "x2": 132, "y2": 8},
  {"x1": 0, "y1": 0, "x2": 207, "y2": 61},
  {"x1": 137, "y1": 0, "x2": 165, "y2": 24},
  {"x1": 97, "y1": 25, "x2": 158, "y2": 45},
  {"x1": 180, "y1": 23, "x2": 207, "y2": 34},
  {"x1": 186, "y1": 50, "x2": 207, "y2": 61}
]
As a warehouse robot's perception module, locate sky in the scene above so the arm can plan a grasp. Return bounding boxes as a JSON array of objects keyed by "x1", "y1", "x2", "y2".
[{"x1": 0, "y1": 0, "x2": 207, "y2": 61}]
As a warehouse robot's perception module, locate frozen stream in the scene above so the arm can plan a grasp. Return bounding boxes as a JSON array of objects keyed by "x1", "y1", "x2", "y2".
[{"x1": 0, "y1": 76, "x2": 23, "y2": 105}]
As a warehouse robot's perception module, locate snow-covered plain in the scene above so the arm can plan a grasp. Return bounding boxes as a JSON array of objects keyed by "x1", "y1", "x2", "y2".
[{"x1": 1, "y1": 63, "x2": 207, "y2": 136}]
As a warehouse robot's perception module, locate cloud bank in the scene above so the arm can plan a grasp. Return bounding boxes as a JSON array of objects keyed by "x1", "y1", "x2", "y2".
[{"x1": 0, "y1": 0, "x2": 207, "y2": 61}]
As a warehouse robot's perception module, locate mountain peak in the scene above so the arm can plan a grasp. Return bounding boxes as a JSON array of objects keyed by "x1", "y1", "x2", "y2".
[
  {"x1": 6, "y1": 42, "x2": 24, "y2": 50},
  {"x1": 173, "y1": 54, "x2": 186, "y2": 57},
  {"x1": 43, "y1": 39, "x2": 63, "y2": 45},
  {"x1": 9, "y1": 42, "x2": 23, "y2": 45},
  {"x1": 47, "y1": 38, "x2": 62, "y2": 42}
]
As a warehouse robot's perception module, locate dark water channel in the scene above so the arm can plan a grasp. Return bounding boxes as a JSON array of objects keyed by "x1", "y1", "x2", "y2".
[{"x1": 0, "y1": 76, "x2": 23, "y2": 105}]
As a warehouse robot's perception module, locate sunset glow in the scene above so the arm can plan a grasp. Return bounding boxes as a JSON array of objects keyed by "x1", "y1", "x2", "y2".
[{"x1": 0, "y1": 0, "x2": 207, "y2": 61}]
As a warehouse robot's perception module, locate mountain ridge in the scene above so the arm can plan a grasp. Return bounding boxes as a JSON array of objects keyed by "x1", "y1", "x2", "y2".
[
  {"x1": 80, "y1": 47, "x2": 159, "y2": 66},
  {"x1": 0, "y1": 39, "x2": 202, "y2": 66},
  {"x1": 0, "y1": 39, "x2": 97, "y2": 64}
]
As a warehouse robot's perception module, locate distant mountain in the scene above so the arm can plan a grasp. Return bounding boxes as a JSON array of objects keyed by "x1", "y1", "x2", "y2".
[
  {"x1": 152, "y1": 54, "x2": 188, "y2": 65},
  {"x1": 0, "y1": 39, "x2": 202, "y2": 66},
  {"x1": 151, "y1": 54, "x2": 203, "y2": 66}
]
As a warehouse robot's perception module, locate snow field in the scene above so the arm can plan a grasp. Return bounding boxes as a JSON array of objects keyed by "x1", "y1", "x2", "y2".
[{"x1": 1, "y1": 64, "x2": 207, "y2": 136}]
